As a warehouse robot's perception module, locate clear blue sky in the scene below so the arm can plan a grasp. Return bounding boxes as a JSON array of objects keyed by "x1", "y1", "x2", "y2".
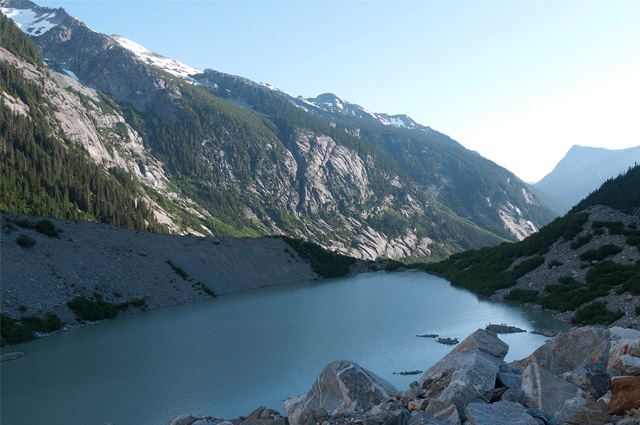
[{"x1": 36, "y1": 0, "x2": 640, "y2": 182}]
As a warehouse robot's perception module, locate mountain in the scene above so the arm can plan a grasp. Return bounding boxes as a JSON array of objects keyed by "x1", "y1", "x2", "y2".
[
  {"x1": 571, "y1": 163, "x2": 640, "y2": 215},
  {"x1": 421, "y1": 163, "x2": 640, "y2": 329},
  {"x1": 1, "y1": 1, "x2": 558, "y2": 260},
  {"x1": 534, "y1": 145, "x2": 640, "y2": 208}
]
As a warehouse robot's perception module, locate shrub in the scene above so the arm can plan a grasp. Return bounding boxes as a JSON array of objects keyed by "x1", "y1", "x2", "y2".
[
  {"x1": 580, "y1": 244, "x2": 623, "y2": 262},
  {"x1": 16, "y1": 234, "x2": 36, "y2": 248},
  {"x1": 635, "y1": 305, "x2": 640, "y2": 315},
  {"x1": 504, "y1": 289, "x2": 539, "y2": 303},
  {"x1": 20, "y1": 313, "x2": 63, "y2": 333},
  {"x1": 626, "y1": 233, "x2": 640, "y2": 247},
  {"x1": 14, "y1": 218, "x2": 33, "y2": 228},
  {"x1": 548, "y1": 260, "x2": 563, "y2": 269},
  {"x1": 282, "y1": 237, "x2": 355, "y2": 278},
  {"x1": 35, "y1": 219, "x2": 59, "y2": 237},
  {"x1": 570, "y1": 233, "x2": 592, "y2": 250},
  {"x1": 166, "y1": 259, "x2": 189, "y2": 280},
  {"x1": 572, "y1": 302, "x2": 624, "y2": 325},
  {"x1": 385, "y1": 260, "x2": 405, "y2": 271},
  {"x1": 0, "y1": 313, "x2": 63, "y2": 346},
  {"x1": 0, "y1": 314, "x2": 34, "y2": 346},
  {"x1": 67, "y1": 296, "x2": 119, "y2": 322},
  {"x1": 512, "y1": 256, "x2": 545, "y2": 278},
  {"x1": 593, "y1": 228, "x2": 605, "y2": 236},
  {"x1": 201, "y1": 284, "x2": 218, "y2": 298}
]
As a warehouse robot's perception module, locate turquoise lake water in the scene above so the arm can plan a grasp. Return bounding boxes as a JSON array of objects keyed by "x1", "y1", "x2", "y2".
[{"x1": 1, "y1": 271, "x2": 569, "y2": 425}]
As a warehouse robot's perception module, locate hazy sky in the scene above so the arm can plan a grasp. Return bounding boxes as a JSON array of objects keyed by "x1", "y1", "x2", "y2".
[{"x1": 36, "y1": 0, "x2": 640, "y2": 182}]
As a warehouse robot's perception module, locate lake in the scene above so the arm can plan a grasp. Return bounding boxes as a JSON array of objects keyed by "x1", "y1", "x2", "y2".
[{"x1": 1, "y1": 271, "x2": 570, "y2": 425}]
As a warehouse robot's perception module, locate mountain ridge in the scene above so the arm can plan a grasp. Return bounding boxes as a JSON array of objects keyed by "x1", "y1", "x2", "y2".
[
  {"x1": 1, "y1": 1, "x2": 558, "y2": 260},
  {"x1": 534, "y1": 144, "x2": 640, "y2": 208}
]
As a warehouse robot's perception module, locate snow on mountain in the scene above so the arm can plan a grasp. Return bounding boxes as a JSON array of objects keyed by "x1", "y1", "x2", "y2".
[
  {"x1": 111, "y1": 35, "x2": 200, "y2": 80},
  {"x1": 1, "y1": 6, "x2": 58, "y2": 36}
]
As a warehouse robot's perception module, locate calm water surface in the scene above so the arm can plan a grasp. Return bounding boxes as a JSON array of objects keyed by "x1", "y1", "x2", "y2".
[{"x1": 1, "y1": 272, "x2": 570, "y2": 425}]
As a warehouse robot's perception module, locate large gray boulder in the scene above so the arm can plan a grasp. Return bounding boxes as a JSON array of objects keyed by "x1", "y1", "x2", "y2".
[
  {"x1": 283, "y1": 360, "x2": 401, "y2": 425},
  {"x1": 554, "y1": 397, "x2": 610, "y2": 425},
  {"x1": 607, "y1": 327, "x2": 640, "y2": 378},
  {"x1": 514, "y1": 327, "x2": 610, "y2": 375},
  {"x1": 407, "y1": 411, "x2": 449, "y2": 425},
  {"x1": 417, "y1": 330, "x2": 508, "y2": 419},
  {"x1": 520, "y1": 363, "x2": 584, "y2": 417},
  {"x1": 164, "y1": 414, "x2": 210, "y2": 425},
  {"x1": 464, "y1": 401, "x2": 540, "y2": 425}
]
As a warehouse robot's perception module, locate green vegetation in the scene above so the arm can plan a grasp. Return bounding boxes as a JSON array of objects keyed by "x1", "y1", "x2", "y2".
[
  {"x1": 200, "y1": 283, "x2": 217, "y2": 298},
  {"x1": 0, "y1": 14, "x2": 44, "y2": 67},
  {"x1": 548, "y1": 260, "x2": 563, "y2": 268},
  {"x1": 166, "y1": 259, "x2": 189, "y2": 280},
  {"x1": 282, "y1": 237, "x2": 356, "y2": 278},
  {"x1": 418, "y1": 213, "x2": 588, "y2": 296},
  {"x1": 67, "y1": 296, "x2": 119, "y2": 322},
  {"x1": 16, "y1": 234, "x2": 36, "y2": 248},
  {"x1": 570, "y1": 233, "x2": 592, "y2": 250},
  {"x1": 385, "y1": 260, "x2": 405, "y2": 271},
  {"x1": 1, "y1": 313, "x2": 63, "y2": 346},
  {"x1": 35, "y1": 219, "x2": 60, "y2": 237},
  {"x1": 66, "y1": 295, "x2": 148, "y2": 322},
  {"x1": 579, "y1": 244, "x2": 623, "y2": 262},
  {"x1": 504, "y1": 289, "x2": 539, "y2": 303},
  {"x1": 572, "y1": 302, "x2": 624, "y2": 326},
  {"x1": 571, "y1": 164, "x2": 640, "y2": 214}
]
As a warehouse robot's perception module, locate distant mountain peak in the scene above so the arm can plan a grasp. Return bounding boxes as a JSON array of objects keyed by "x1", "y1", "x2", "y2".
[{"x1": 534, "y1": 145, "x2": 640, "y2": 207}]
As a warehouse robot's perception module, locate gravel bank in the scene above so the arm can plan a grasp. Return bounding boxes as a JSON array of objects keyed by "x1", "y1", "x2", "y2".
[{"x1": 1, "y1": 212, "x2": 320, "y2": 327}]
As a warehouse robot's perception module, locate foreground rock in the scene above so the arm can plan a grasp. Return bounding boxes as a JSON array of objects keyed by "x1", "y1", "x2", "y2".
[
  {"x1": 418, "y1": 329, "x2": 508, "y2": 419},
  {"x1": 284, "y1": 360, "x2": 401, "y2": 425},
  {"x1": 167, "y1": 326, "x2": 640, "y2": 425}
]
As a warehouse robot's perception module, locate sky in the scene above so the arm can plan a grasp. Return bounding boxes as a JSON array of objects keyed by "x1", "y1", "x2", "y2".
[{"x1": 34, "y1": 0, "x2": 640, "y2": 183}]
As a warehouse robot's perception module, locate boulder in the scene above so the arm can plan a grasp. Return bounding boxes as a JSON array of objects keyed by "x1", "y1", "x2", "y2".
[
  {"x1": 514, "y1": 327, "x2": 610, "y2": 375},
  {"x1": 607, "y1": 327, "x2": 640, "y2": 378},
  {"x1": 554, "y1": 397, "x2": 610, "y2": 425},
  {"x1": 165, "y1": 414, "x2": 210, "y2": 425},
  {"x1": 283, "y1": 360, "x2": 401, "y2": 425},
  {"x1": 464, "y1": 401, "x2": 539, "y2": 425},
  {"x1": 424, "y1": 400, "x2": 461, "y2": 425},
  {"x1": 417, "y1": 330, "x2": 508, "y2": 419},
  {"x1": 520, "y1": 363, "x2": 584, "y2": 417},
  {"x1": 608, "y1": 376, "x2": 640, "y2": 415},
  {"x1": 382, "y1": 409, "x2": 410, "y2": 425},
  {"x1": 407, "y1": 411, "x2": 449, "y2": 425},
  {"x1": 561, "y1": 361, "x2": 610, "y2": 399}
]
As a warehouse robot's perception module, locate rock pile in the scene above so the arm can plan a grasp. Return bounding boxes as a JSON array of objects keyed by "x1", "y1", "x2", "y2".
[{"x1": 166, "y1": 326, "x2": 640, "y2": 425}]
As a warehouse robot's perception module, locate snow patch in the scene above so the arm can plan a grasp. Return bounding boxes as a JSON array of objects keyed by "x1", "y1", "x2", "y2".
[
  {"x1": 1, "y1": 7, "x2": 58, "y2": 36},
  {"x1": 62, "y1": 68, "x2": 79, "y2": 81},
  {"x1": 112, "y1": 35, "x2": 200, "y2": 80},
  {"x1": 387, "y1": 116, "x2": 406, "y2": 127}
]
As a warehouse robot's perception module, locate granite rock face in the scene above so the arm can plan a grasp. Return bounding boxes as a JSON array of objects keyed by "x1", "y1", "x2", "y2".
[{"x1": 284, "y1": 360, "x2": 401, "y2": 425}]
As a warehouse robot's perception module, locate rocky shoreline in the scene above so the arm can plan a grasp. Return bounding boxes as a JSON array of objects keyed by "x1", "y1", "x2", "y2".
[{"x1": 166, "y1": 326, "x2": 640, "y2": 425}]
